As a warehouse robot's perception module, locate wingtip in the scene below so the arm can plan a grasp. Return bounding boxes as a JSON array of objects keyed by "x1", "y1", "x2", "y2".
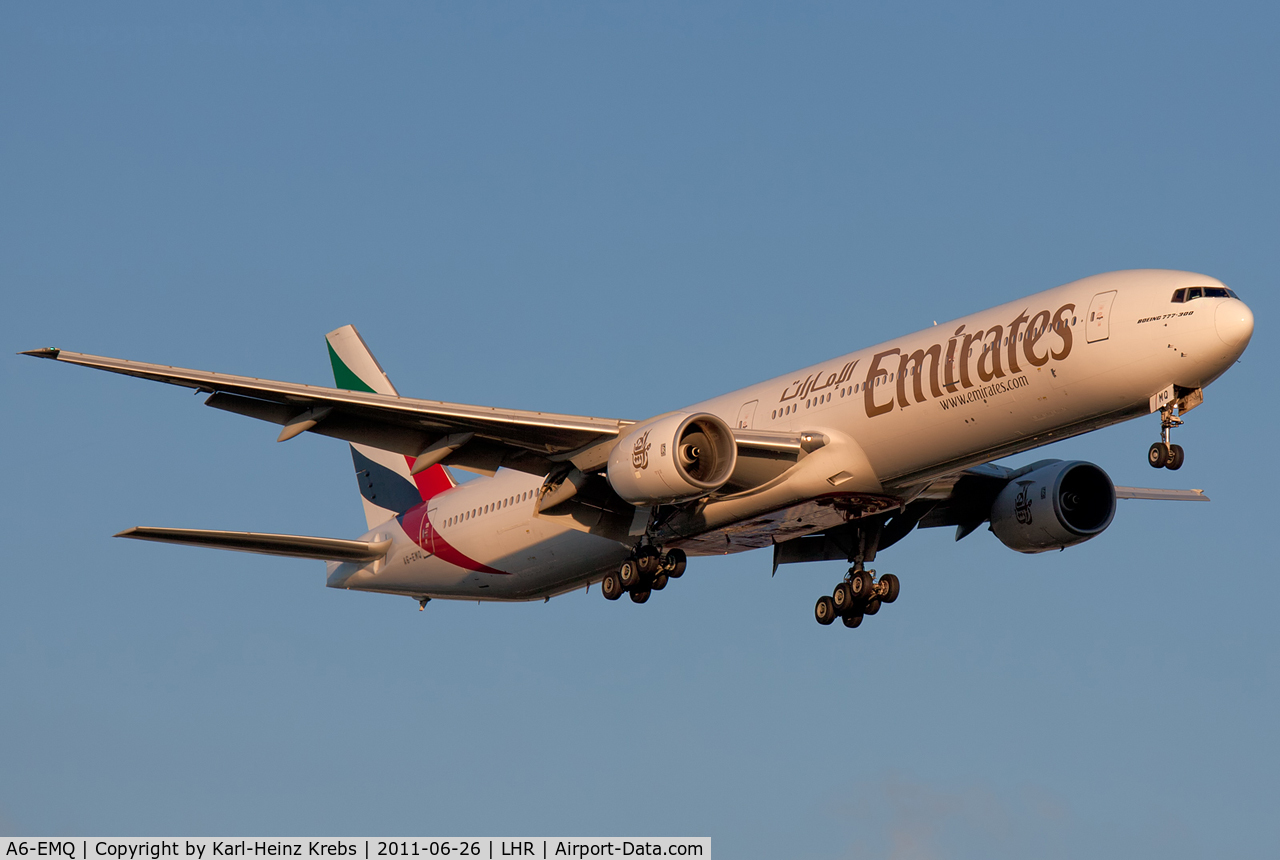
[
  {"x1": 19, "y1": 347, "x2": 61, "y2": 359},
  {"x1": 113, "y1": 528, "x2": 140, "y2": 538}
]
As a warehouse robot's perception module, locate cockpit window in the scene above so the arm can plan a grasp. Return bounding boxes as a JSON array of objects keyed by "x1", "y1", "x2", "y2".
[{"x1": 1174, "y1": 286, "x2": 1239, "y2": 303}]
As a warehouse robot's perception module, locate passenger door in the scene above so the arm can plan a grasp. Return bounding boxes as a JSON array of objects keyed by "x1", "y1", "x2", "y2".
[
  {"x1": 736, "y1": 400, "x2": 758, "y2": 429},
  {"x1": 420, "y1": 506, "x2": 438, "y2": 556},
  {"x1": 1086, "y1": 291, "x2": 1118, "y2": 343}
]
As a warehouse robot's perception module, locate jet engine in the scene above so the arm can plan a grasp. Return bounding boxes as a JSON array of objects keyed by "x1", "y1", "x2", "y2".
[
  {"x1": 607, "y1": 412, "x2": 738, "y2": 505},
  {"x1": 989, "y1": 460, "x2": 1116, "y2": 553}
]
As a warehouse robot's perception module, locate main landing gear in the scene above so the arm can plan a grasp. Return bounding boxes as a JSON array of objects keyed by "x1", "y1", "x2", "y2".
[
  {"x1": 601, "y1": 547, "x2": 687, "y2": 605},
  {"x1": 815, "y1": 564, "x2": 899, "y2": 630},
  {"x1": 1148, "y1": 403, "x2": 1185, "y2": 471}
]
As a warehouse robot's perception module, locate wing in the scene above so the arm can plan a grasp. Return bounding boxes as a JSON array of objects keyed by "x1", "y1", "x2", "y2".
[
  {"x1": 23, "y1": 348, "x2": 630, "y2": 475},
  {"x1": 1114, "y1": 486, "x2": 1209, "y2": 501},
  {"x1": 915, "y1": 465, "x2": 1211, "y2": 539}
]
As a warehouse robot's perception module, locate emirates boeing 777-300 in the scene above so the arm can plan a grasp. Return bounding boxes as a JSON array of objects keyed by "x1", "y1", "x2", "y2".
[{"x1": 24, "y1": 269, "x2": 1254, "y2": 629}]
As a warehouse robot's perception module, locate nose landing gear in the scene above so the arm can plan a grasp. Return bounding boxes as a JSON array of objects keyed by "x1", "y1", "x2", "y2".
[
  {"x1": 1148, "y1": 403, "x2": 1186, "y2": 471},
  {"x1": 601, "y1": 547, "x2": 686, "y2": 604},
  {"x1": 814, "y1": 564, "x2": 899, "y2": 630}
]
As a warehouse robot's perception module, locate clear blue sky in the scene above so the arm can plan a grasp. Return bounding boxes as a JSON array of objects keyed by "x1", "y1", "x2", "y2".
[{"x1": 3, "y1": 3, "x2": 1277, "y2": 857}]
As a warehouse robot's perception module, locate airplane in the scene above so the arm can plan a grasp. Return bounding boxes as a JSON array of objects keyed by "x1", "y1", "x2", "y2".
[{"x1": 23, "y1": 269, "x2": 1254, "y2": 629}]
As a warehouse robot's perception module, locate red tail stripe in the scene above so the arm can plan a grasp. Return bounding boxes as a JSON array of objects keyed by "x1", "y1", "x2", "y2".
[{"x1": 404, "y1": 456, "x2": 455, "y2": 501}]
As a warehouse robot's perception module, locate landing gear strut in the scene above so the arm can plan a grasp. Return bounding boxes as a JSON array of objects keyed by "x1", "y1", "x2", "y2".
[
  {"x1": 602, "y1": 547, "x2": 687, "y2": 605},
  {"x1": 1148, "y1": 404, "x2": 1186, "y2": 471}
]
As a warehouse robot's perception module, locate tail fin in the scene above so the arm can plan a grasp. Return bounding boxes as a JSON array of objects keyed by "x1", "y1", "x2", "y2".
[{"x1": 325, "y1": 325, "x2": 455, "y2": 529}]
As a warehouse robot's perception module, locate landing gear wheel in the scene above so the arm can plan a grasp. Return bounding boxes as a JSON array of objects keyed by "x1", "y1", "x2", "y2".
[
  {"x1": 841, "y1": 613, "x2": 863, "y2": 628},
  {"x1": 863, "y1": 598, "x2": 881, "y2": 616},
  {"x1": 663, "y1": 549, "x2": 687, "y2": 578},
  {"x1": 879, "y1": 573, "x2": 900, "y2": 604},
  {"x1": 815, "y1": 595, "x2": 837, "y2": 626},
  {"x1": 636, "y1": 548, "x2": 661, "y2": 575},
  {"x1": 1148, "y1": 442, "x2": 1169, "y2": 469},
  {"x1": 629, "y1": 588, "x2": 651, "y2": 604},
  {"x1": 1166, "y1": 444, "x2": 1185, "y2": 471},
  {"x1": 601, "y1": 571, "x2": 624, "y2": 601},
  {"x1": 651, "y1": 573, "x2": 669, "y2": 591},
  {"x1": 619, "y1": 559, "x2": 642, "y2": 590},
  {"x1": 849, "y1": 570, "x2": 874, "y2": 600},
  {"x1": 832, "y1": 582, "x2": 855, "y2": 615}
]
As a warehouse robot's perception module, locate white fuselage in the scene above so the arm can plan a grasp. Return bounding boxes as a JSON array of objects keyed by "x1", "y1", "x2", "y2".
[{"x1": 328, "y1": 270, "x2": 1253, "y2": 601}]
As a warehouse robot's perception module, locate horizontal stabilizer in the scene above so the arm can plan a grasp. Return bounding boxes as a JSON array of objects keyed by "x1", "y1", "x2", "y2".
[
  {"x1": 1114, "y1": 487, "x2": 1210, "y2": 502},
  {"x1": 115, "y1": 527, "x2": 391, "y2": 562}
]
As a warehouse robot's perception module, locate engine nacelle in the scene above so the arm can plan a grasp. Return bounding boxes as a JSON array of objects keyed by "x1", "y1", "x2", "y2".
[
  {"x1": 989, "y1": 460, "x2": 1116, "y2": 553},
  {"x1": 607, "y1": 412, "x2": 738, "y2": 505}
]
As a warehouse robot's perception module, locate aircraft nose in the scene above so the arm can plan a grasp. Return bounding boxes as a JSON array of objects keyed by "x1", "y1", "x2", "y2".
[{"x1": 1215, "y1": 299, "x2": 1255, "y2": 349}]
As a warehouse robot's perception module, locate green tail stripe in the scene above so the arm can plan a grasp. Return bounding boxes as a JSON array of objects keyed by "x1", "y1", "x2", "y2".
[{"x1": 327, "y1": 342, "x2": 376, "y2": 393}]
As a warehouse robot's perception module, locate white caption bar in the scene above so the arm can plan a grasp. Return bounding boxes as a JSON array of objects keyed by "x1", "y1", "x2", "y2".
[{"x1": 2, "y1": 839, "x2": 709, "y2": 860}]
